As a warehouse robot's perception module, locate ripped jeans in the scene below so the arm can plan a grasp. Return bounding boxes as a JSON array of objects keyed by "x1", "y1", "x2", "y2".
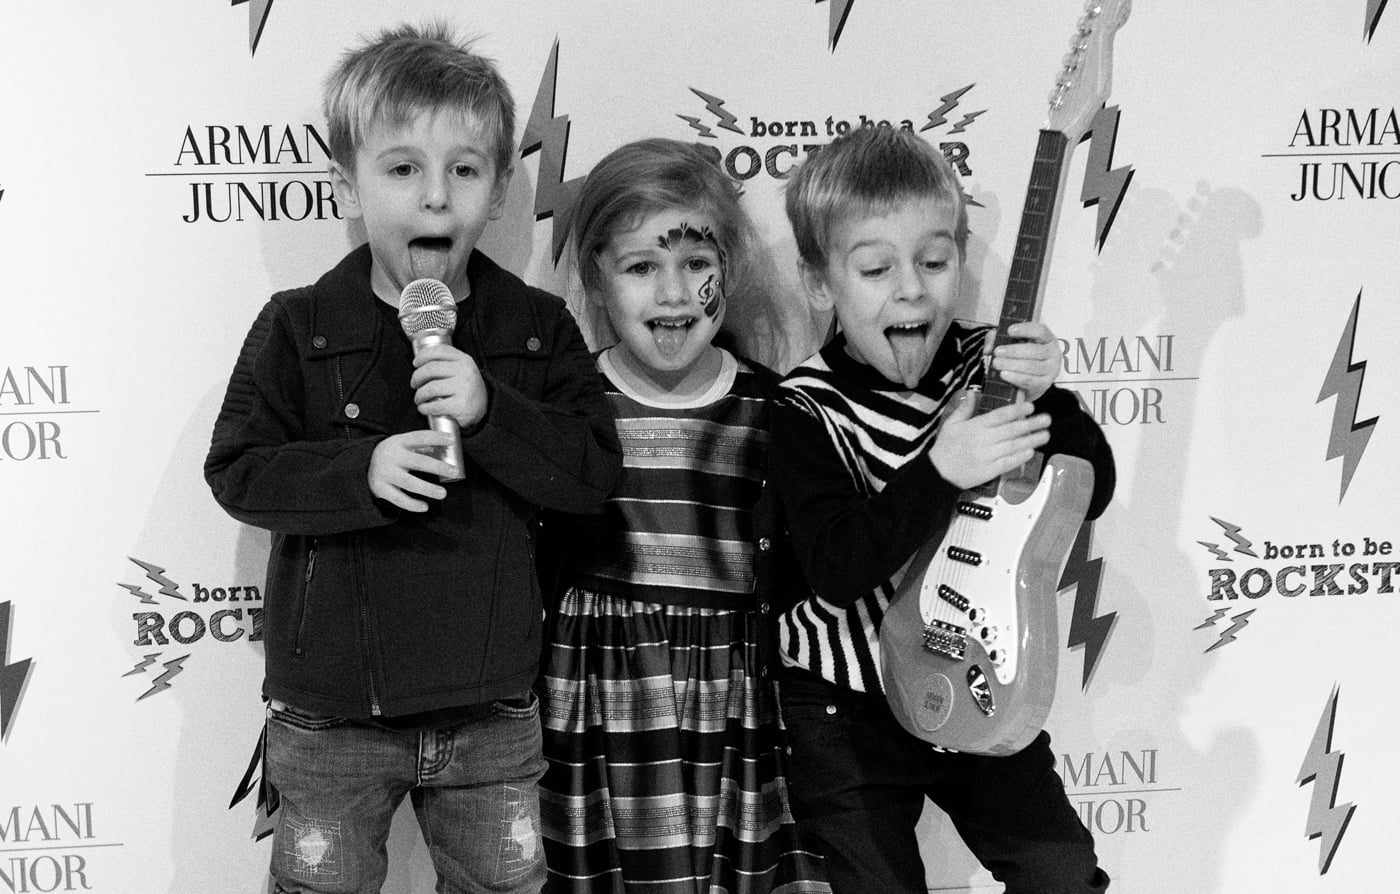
[{"x1": 264, "y1": 696, "x2": 547, "y2": 894}]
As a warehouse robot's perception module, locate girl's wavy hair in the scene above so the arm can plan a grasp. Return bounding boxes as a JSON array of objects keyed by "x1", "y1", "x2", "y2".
[{"x1": 569, "y1": 138, "x2": 790, "y2": 367}]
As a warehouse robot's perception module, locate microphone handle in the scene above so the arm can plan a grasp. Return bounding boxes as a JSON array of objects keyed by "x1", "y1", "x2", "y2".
[{"x1": 411, "y1": 330, "x2": 466, "y2": 483}]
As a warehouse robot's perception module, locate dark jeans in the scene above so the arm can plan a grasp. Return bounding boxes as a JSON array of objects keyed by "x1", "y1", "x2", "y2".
[
  {"x1": 779, "y1": 672, "x2": 1108, "y2": 894},
  {"x1": 265, "y1": 696, "x2": 547, "y2": 894}
]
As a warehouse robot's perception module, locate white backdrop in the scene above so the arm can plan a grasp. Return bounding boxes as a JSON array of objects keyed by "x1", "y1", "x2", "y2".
[{"x1": 2, "y1": 2, "x2": 1397, "y2": 892}]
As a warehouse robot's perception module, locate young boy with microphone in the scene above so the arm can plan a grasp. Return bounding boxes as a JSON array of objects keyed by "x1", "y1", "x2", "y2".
[{"x1": 204, "y1": 22, "x2": 620, "y2": 893}]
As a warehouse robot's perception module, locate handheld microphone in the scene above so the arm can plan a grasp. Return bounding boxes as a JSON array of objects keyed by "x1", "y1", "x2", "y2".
[{"x1": 398, "y1": 278, "x2": 466, "y2": 482}]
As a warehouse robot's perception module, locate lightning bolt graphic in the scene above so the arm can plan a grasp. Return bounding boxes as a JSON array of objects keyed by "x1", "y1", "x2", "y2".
[
  {"x1": 1317, "y1": 293, "x2": 1377, "y2": 502},
  {"x1": 816, "y1": 0, "x2": 857, "y2": 50},
  {"x1": 1297, "y1": 686, "x2": 1356, "y2": 874},
  {"x1": 230, "y1": 729, "x2": 279, "y2": 840},
  {"x1": 1193, "y1": 608, "x2": 1230, "y2": 630},
  {"x1": 123, "y1": 654, "x2": 161, "y2": 677},
  {"x1": 1366, "y1": 0, "x2": 1390, "y2": 41},
  {"x1": 1058, "y1": 522, "x2": 1115, "y2": 689},
  {"x1": 230, "y1": 0, "x2": 275, "y2": 56},
  {"x1": 1079, "y1": 105, "x2": 1134, "y2": 252},
  {"x1": 1195, "y1": 541, "x2": 1230, "y2": 562},
  {"x1": 1203, "y1": 609, "x2": 1254, "y2": 653},
  {"x1": 677, "y1": 115, "x2": 716, "y2": 139},
  {"x1": 920, "y1": 85, "x2": 976, "y2": 132},
  {"x1": 519, "y1": 40, "x2": 585, "y2": 265},
  {"x1": 1210, "y1": 516, "x2": 1257, "y2": 558},
  {"x1": 119, "y1": 557, "x2": 185, "y2": 603},
  {"x1": 0, "y1": 602, "x2": 35, "y2": 742},
  {"x1": 947, "y1": 110, "x2": 986, "y2": 135},
  {"x1": 686, "y1": 88, "x2": 744, "y2": 136},
  {"x1": 137, "y1": 654, "x2": 190, "y2": 701}
]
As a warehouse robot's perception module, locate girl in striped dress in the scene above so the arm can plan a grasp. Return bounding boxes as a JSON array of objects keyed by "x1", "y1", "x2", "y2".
[{"x1": 537, "y1": 138, "x2": 828, "y2": 894}]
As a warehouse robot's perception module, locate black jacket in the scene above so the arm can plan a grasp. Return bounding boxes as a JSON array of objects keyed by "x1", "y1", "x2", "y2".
[{"x1": 205, "y1": 245, "x2": 622, "y2": 718}]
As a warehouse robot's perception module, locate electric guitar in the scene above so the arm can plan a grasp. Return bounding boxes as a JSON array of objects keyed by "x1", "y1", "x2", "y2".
[{"x1": 880, "y1": 0, "x2": 1129, "y2": 756}]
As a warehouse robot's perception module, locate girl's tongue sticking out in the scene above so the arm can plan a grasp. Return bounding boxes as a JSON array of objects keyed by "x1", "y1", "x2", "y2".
[{"x1": 651, "y1": 318, "x2": 692, "y2": 358}]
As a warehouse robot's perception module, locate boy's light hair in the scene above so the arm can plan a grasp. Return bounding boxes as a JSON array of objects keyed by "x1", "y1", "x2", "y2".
[
  {"x1": 322, "y1": 22, "x2": 515, "y2": 178},
  {"x1": 785, "y1": 126, "x2": 968, "y2": 271}
]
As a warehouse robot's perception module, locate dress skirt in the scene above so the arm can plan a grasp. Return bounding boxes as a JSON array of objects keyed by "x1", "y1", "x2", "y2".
[{"x1": 538, "y1": 588, "x2": 828, "y2": 894}]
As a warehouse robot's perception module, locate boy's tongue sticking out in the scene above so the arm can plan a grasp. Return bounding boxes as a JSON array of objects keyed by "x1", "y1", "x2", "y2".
[
  {"x1": 887, "y1": 323, "x2": 933, "y2": 389},
  {"x1": 409, "y1": 237, "x2": 453, "y2": 284}
]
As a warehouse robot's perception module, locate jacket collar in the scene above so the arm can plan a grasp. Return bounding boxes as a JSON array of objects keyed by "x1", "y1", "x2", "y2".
[{"x1": 304, "y1": 244, "x2": 532, "y2": 358}]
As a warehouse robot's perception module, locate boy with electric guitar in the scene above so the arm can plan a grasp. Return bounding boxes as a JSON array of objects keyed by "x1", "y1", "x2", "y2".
[{"x1": 771, "y1": 4, "x2": 1126, "y2": 883}]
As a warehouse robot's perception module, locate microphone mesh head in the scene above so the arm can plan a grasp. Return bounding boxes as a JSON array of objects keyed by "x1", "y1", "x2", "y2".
[{"x1": 398, "y1": 278, "x2": 457, "y2": 337}]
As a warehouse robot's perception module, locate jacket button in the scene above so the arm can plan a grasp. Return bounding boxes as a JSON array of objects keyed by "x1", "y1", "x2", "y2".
[
  {"x1": 312, "y1": 335, "x2": 327, "y2": 349},
  {"x1": 758, "y1": 537, "x2": 772, "y2": 551},
  {"x1": 345, "y1": 403, "x2": 360, "y2": 419},
  {"x1": 759, "y1": 601, "x2": 771, "y2": 614},
  {"x1": 825, "y1": 704, "x2": 837, "y2": 715},
  {"x1": 526, "y1": 337, "x2": 541, "y2": 351}
]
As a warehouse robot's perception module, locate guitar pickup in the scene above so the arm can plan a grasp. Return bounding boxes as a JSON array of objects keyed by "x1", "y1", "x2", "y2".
[
  {"x1": 937, "y1": 584, "x2": 969, "y2": 613},
  {"x1": 956, "y1": 500, "x2": 993, "y2": 520},
  {"x1": 922, "y1": 620, "x2": 968, "y2": 660},
  {"x1": 946, "y1": 546, "x2": 982, "y2": 566}
]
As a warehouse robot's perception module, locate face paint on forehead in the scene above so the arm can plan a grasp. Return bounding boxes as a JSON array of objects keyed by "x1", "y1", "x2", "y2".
[{"x1": 657, "y1": 222, "x2": 720, "y2": 253}]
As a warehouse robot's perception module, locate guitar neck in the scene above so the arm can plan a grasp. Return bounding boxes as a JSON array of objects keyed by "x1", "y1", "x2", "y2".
[{"x1": 979, "y1": 128, "x2": 1072, "y2": 415}]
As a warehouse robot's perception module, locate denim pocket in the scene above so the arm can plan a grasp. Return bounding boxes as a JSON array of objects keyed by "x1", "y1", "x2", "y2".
[
  {"x1": 268, "y1": 700, "x2": 348, "y2": 732},
  {"x1": 490, "y1": 691, "x2": 540, "y2": 721}
]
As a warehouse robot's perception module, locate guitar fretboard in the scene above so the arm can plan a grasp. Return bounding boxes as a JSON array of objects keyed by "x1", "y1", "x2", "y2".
[
  {"x1": 966, "y1": 129, "x2": 1070, "y2": 501},
  {"x1": 981, "y1": 128, "x2": 1070, "y2": 415}
]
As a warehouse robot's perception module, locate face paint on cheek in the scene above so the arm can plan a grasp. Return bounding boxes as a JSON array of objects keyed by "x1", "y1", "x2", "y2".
[{"x1": 698, "y1": 274, "x2": 724, "y2": 319}]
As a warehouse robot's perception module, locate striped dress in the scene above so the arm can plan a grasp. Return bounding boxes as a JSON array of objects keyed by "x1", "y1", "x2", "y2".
[{"x1": 539, "y1": 349, "x2": 828, "y2": 894}]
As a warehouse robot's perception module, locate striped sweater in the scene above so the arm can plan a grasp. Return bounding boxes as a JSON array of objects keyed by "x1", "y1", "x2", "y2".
[{"x1": 774, "y1": 322, "x2": 991, "y2": 693}]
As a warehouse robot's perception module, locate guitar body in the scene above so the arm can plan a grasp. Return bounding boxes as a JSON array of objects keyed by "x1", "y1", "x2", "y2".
[{"x1": 881, "y1": 452, "x2": 1093, "y2": 755}]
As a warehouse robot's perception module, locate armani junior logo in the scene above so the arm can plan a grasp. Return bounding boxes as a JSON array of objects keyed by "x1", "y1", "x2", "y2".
[
  {"x1": 150, "y1": 124, "x2": 340, "y2": 224},
  {"x1": 1276, "y1": 107, "x2": 1400, "y2": 201},
  {"x1": 117, "y1": 557, "x2": 263, "y2": 700},
  {"x1": 1058, "y1": 744, "x2": 1170, "y2": 836},
  {"x1": 1193, "y1": 517, "x2": 1398, "y2": 651},
  {"x1": 0, "y1": 802, "x2": 120, "y2": 892},
  {"x1": 0, "y1": 364, "x2": 92, "y2": 463}
]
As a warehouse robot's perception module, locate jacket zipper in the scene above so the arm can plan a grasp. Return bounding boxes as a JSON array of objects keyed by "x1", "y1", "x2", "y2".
[
  {"x1": 333, "y1": 357, "x2": 353, "y2": 438},
  {"x1": 294, "y1": 540, "x2": 317, "y2": 656},
  {"x1": 355, "y1": 538, "x2": 382, "y2": 716},
  {"x1": 331, "y1": 355, "x2": 381, "y2": 715}
]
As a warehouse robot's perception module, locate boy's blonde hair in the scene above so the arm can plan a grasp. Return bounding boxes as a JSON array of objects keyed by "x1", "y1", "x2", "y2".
[
  {"x1": 785, "y1": 126, "x2": 968, "y2": 271},
  {"x1": 570, "y1": 138, "x2": 789, "y2": 367},
  {"x1": 322, "y1": 22, "x2": 515, "y2": 178}
]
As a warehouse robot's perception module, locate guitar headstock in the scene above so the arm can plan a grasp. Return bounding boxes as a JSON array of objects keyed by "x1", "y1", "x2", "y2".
[{"x1": 1046, "y1": 0, "x2": 1131, "y2": 142}]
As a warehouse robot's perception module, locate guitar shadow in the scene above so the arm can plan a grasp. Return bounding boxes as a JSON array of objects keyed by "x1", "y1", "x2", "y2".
[
  {"x1": 1064, "y1": 179, "x2": 1263, "y2": 892},
  {"x1": 916, "y1": 178, "x2": 1265, "y2": 893}
]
